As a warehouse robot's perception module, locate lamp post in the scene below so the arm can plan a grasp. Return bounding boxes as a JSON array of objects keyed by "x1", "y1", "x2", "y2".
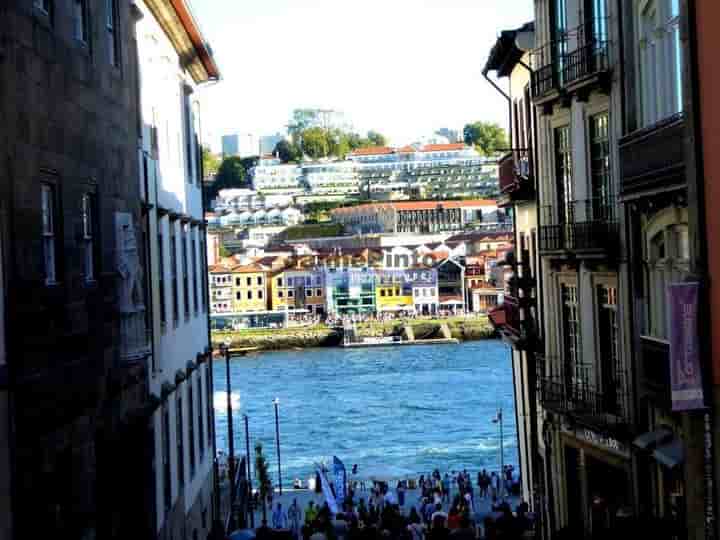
[
  {"x1": 223, "y1": 341, "x2": 236, "y2": 508},
  {"x1": 492, "y1": 408, "x2": 504, "y2": 497},
  {"x1": 244, "y1": 414, "x2": 254, "y2": 528},
  {"x1": 274, "y1": 397, "x2": 282, "y2": 495}
]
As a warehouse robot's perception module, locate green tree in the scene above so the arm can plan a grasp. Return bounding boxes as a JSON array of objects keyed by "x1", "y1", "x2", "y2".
[
  {"x1": 463, "y1": 121, "x2": 508, "y2": 156},
  {"x1": 254, "y1": 443, "x2": 272, "y2": 522},
  {"x1": 301, "y1": 127, "x2": 330, "y2": 159},
  {"x1": 202, "y1": 147, "x2": 221, "y2": 178},
  {"x1": 274, "y1": 139, "x2": 302, "y2": 163},
  {"x1": 328, "y1": 130, "x2": 351, "y2": 158},
  {"x1": 367, "y1": 130, "x2": 387, "y2": 147},
  {"x1": 206, "y1": 156, "x2": 257, "y2": 202}
]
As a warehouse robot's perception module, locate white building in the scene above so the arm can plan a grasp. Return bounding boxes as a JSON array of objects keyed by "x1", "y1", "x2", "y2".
[
  {"x1": 222, "y1": 132, "x2": 258, "y2": 158},
  {"x1": 137, "y1": 1, "x2": 219, "y2": 539},
  {"x1": 301, "y1": 162, "x2": 361, "y2": 198},
  {"x1": 250, "y1": 163, "x2": 304, "y2": 196}
]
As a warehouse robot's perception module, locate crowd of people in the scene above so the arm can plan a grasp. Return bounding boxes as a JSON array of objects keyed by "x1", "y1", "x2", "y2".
[{"x1": 255, "y1": 467, "x2": 531, "y2": 540}]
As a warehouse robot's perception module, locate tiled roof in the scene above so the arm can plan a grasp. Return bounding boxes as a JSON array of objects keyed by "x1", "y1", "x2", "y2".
[
  {"x1": 397, "y1": 145, "x2": 416, "y2": 153},
  {"x1": 350, "y1": 146, "x2": 395, "y2": 156},
  {"x1": 420, "y1": 143, "x2": 467, "y2": 152},
  {"x1": 390, "y1": 199, "x2": 497, "y2": 211},
  {"x1": 230, "y1": 264, "x2": 266, "y2": 273}
]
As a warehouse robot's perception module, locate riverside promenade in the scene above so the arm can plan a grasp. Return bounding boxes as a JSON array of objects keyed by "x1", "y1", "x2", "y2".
[{"x1": 250, "y1": 485, "x2": 520, "y2": 530}]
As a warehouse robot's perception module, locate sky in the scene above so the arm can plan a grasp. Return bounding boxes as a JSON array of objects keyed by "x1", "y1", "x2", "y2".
[{"x1": 192, "y1": 0, "x2": 534, "y2": 152}]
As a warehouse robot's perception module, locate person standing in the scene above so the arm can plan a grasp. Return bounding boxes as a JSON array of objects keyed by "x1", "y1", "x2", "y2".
[
  {"x1": 397, "y1": 480, "x2": 406, "y2": 507},
  {"x1": 273, "y1": 502, "x2": 288, "y2": 529},
  {"x1": 442, "y1": 474, "x2": 451, "y2": 503},
  {"x1": 288, "y1": 499, "x2": 303, "y2": 539}
]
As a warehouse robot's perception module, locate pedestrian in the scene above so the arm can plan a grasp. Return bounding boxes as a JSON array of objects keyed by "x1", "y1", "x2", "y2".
[
  {"x1": 397, "y1": 480, "x2": 406, "y2": 507},
  {"x1": 442, "y1": 474, "x2": 451, "y2": 503},
  {"x1": 289, "y1": 499, "x2": 303, "y2": 539},
  {"x1": 408, "y1": 507, "x2": 426, "y2": 540},
  {"x1": 489, "y1": 472, "x2": 498, "y2": 499},
  {"x1": 273, "y1": 502, "x2": 288, "y2": 529}
]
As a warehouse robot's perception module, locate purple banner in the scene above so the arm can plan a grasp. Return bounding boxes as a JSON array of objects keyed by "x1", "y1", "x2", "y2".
[{"x1": 669, "y1": 282, "x2": 705, "y2": 411}]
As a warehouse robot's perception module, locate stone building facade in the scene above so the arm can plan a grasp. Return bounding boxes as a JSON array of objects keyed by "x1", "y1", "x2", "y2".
[{"x1": 0, "y1": 0, "x2": 153, "y2": 538}]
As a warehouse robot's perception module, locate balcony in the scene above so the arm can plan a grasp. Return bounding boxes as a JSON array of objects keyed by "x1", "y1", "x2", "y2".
[
  {"x1": 530, "y1": 42, "x2": 562, "y2": 103},
  {"x1": 539, "y1": 198, "x2": 619, "y2": 258},
  {"x1": 537, "y1": 355, "x2": 629, "y2": 434},
  {"x1": 488, "y1": 294, "x2": 536, "y2": 350},
  {"x1": 562, "y1": 22, "x2": 611, "y2": 95},
  {"x1": 498, "y1": 149, "x2": 535, "y2": 207},
  {"x1": 619, "y1": 114, "x2": 685, "y2": 198}
]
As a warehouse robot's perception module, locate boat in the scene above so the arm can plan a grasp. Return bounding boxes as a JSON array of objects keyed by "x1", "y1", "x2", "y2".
[{"x1": 341, "y1": 321, "x2": 458, "y2": 348}]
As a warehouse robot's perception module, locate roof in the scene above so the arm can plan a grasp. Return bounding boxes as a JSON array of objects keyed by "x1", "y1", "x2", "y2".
[
  {"x1": 420, "y1": 143, "x2": 467, "y2": 152},
  {"x1": 483, "y1": 22, "x2": 535, "y2": 78},
  {"x1": 230, "y1": 264, "x2": 267, "y2": 273},
  {"x1": 390, "y1": 199, "x2": 497, "y2": 211},
  {"x1": 350, "y1": 146, "x2": 395, "y2": 156},
  {"x1": 397, "y1": 145, "x2": 416, "y2": 153},
  {"x1": 146, "y1": 0, "x2": 221, "y2": 83}
]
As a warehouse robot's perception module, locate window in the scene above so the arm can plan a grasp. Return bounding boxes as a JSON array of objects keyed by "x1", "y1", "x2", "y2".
[
  {"x1": 197, "y1": 374, "x2": 204, "y2": 460},
  {"x1": 316, "y1": 289, "x2": 322, "y2": 297},
  {"x1": 555, "y1": 126, "x2": 573, "y2": 223},
  {"x1": 41, "y1": 183, "x2": 57, "y2": 285},
  {"x1": 257, "y1": 276, "x2": 263, "y2": 286},
  {"x1": 380, "y1": 289, "x2": 386, "y2": 297},
  {"x1": 277, "y1": 277, "x2": 283, "y2": 287},
  {"x1": 235, "y1": 277, "x2": 241, "y2": 287},
  {"x1": 191, "y1": 230, "x2": 198, "y2": 315},
  {"x1": 278, "y1": 291, "x2": 283, "y2": 298},
  {"x1": 307, "y1": 289, "x2": 314, "y2": 298},
  {"x1": 235, "y1": 291, "x2": 241, "y2": 300},
  {"x1": 73, "y1": 0, "x2": 90, "y2": 44},
  {"x1": 205, "y1": 365, "x2": 213, "y2": 446},
  {"x1": 81, "y1": 194, "x2": 95, "y2": 282},
  {"x1": 638, "y1": 0, "x2": 683, "y2": 126},
  {"x1": 163, "y1": 406, "x2": 172, "y2": 511},
  {"x1": 170, "y1": 221, "x2": 179, "y2": 326},
  {"x1": 158, "y1": 226, "x2": 166, "y2": 327},
  {"x1": 597, "y1": 284, "x2": 622, "y2": 414},
  {"x1": 176, "y1": 396, "x2": 184, "y2": 487},
  {"x1": 643, "y1": 211, "x2": 689, "y2": 339},
  {"x1": 106, "y1": 0, "x2": 120, "y2": 66},
  {"x1": 182, "y1": 226, "x2": 190, "y2": 320},
  {"x1": 561, "y1": 284, "x2": 587, "y2": 390},
  {"x1": 258, "y1": 290, "x2": 263, "y2": 299},
  {"x1": 183, "y1": 90, "x2": 194, "y2": 184},
  {"x1": 288, "y1": 290, "x2": 294, "y2": 298},
  {"x1": 34, "y1": 0, "x2": 52, "y2": 14},
  {"x1": 247, "y1": 291, "x2": 253, "y2": 300},
  {"x1": 246, "y1": 277, "x2": 252, "y2": 286},
  {"x1": 188, "y1": 381, "x2": 195, "y2": 478},
  {"x1": 589, "y1": 113, "x2": 613, "y2": 220}
]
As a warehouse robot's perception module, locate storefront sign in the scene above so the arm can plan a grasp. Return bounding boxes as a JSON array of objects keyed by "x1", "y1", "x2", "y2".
[
  {"x1": 668, "y1": 282, "x2": 706, "y2": 411},
  {"x1": 575, "y1": 428, "x2": 629, "y2": 458}
]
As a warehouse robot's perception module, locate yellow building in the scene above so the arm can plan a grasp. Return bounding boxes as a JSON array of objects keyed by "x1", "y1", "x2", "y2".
[
  {"x1": 230, "y1": 264, "x2": 268, "y2": 313},
  {"x1": 375, "y1": 273, "x2": 414, "y2": 313}
]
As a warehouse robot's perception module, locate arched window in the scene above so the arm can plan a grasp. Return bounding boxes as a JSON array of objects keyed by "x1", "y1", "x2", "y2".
[{"x1": 642, "y1": 207, "x2": 689, "y2": 339}]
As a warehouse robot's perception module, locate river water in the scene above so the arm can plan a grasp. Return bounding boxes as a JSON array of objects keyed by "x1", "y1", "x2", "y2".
[{"x1": 213, "y1": 340, "x2": 518, "y2": 486}]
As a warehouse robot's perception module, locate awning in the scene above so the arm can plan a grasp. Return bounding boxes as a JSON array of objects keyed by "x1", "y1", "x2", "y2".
[
  {"x1": 653, "y1": 439, "x2": 685, "y2": 469},
  {"x1": 632, "y1": 428, "x2": 673, "y2": 450}
]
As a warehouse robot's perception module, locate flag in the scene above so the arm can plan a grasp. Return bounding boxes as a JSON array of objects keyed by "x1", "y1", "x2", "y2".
[
  {"x1": 333, "y1": 456, "x2": 347, "y2": 503},
  {"x1": 316, "y1": 465, "x2": 339, "y2": 515}
]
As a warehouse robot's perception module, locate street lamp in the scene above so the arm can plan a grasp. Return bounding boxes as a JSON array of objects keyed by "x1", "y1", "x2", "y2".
[
  {"x1": 222, "y1": 340, "x2": 237, "y2": 508},
  {"x1": 244, "y1": 414, "x2": 254, "y2": 528},
  {"x1": 274, "y1": 397, "x2": 282, "y2": 495},
  {"x1": 492, "y1": 408, "x2": 504, "y2": 497}
]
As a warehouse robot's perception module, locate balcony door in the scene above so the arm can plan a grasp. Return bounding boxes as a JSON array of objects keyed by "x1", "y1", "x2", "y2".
[
  {"x1": 552, "y1": 0, "x2": 569, "y2": 84},
  {"x1": 589, "y1": 112, "x2": 613, "y2": 221},
  {"x1": 561, "y1": 284, "x2": 583, "y2": 396},
  {"x1": 555, "y1": 125, "x2": 573, "y2": 224},
  {"x1": 597, "y1": 284, "x2": 621, "y2": 415},
  {"x1": 586, "y1": 0, "x2": 608, "y2": 43}
]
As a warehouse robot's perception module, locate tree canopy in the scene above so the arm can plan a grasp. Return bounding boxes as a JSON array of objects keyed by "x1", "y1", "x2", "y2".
[
  {"x1": 202, "y1": 147, "x2": 220, "y2": 178},
  {"x1": 273, "y1": 128, "x2": 389, "y2": 163},
  {"x1": 463, "y1": 122, "x2": 508, "y2": 156},
  {"x1": 205, "y1": 155, "x2": 257, "y2": 203}
]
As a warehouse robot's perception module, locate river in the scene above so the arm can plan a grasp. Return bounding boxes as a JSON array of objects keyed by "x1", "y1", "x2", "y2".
[{"x1": 213, "y1": 340, "x2": 518, "y2": 486}]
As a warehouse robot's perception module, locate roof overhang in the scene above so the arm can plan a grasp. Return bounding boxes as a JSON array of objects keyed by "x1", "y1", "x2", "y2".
[
  {"x1": 143, "y1": 0, "x2": 221, "y2": 84},
  {"x1": 483, "y1": 22, "x2": 534, "y2": 78}
]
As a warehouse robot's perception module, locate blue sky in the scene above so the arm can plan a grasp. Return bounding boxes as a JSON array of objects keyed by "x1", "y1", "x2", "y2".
[{"x1": 192, "y1": 0, "x2": 534, "y2": 151}]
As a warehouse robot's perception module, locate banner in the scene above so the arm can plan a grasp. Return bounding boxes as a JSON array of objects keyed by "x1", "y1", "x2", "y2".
[
  {"x1": 316, "y1": 465, "x2": 339, "y2": 514},
  {"x1": 669, "y1": 282, "x2": 705, "y2": 411},
  {"x1": 333, "y1": 456, "x2": 347, "y2": 504}
]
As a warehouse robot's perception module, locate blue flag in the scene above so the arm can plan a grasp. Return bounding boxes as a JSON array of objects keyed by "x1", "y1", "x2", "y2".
[{"x1": 333, "y1": 456, "x2": 347, "y2": 503}]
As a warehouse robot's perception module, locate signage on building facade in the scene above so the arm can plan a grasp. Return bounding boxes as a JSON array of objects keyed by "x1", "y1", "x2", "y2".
[
  {"x1": 668, "y1": 282, "x2": 706, "y2": 411},
  {"x1": 574, "y1": 428, "x2": 630, "y2": 458}
]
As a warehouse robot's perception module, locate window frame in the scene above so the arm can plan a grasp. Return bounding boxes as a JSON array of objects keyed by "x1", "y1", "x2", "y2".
[
  {"x1": 81, "y1": 192, "x2": 97, "y2": 283},
  {"x1": 41, "y1": 182, "x2": 59, "y2": 286},
  {"x1": 73, "y1": 0, "x2": 91, "y2": 46},
  {"x1": 182, "y1": 224, "x2": 190, "y2": 321},
  {"x1": 170, "y1": 219, "x2": 179, "y2": 327},
  {"x1": 176, "y1": 394, "x2": 185, "y2": 488},
  {"x1": 106, "y1": 0, "x2": 120, "y2": 67}
]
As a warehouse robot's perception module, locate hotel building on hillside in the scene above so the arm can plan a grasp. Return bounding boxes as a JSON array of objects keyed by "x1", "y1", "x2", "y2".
[{"x1": 331, "y1": 200, "x2": 499, "y2": 234}]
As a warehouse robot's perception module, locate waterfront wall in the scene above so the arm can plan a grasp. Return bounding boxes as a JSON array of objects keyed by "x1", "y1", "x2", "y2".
[{"x1": 212, "y1": 317, "x2": 495, "y2": 351}]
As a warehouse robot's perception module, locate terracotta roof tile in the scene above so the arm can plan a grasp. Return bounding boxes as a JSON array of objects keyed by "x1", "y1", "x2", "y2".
[
  {"x1": 350, "y1": 146, "x2": 395, "y2": 156},
  {"x1": 420, "y1": 143, "x2": 467, "y2": 152}
]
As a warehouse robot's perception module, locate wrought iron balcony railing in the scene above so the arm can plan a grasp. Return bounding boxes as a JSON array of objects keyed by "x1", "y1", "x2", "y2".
[
  {"x1": 499, "y1": 149, "x2": 534, "y2": 199},
  {"x1": 539, "y1": 197, "x2": 618, "y2": 255},
  {"x1": 536, "y1": 355, "x2": 629, "y2": 428},
  {"x1": 530, "y1": 42, "x2": 562, "y2": 99},
  {"x1": 562, "y1": 21, "x2": 611, "y2": 86}
]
